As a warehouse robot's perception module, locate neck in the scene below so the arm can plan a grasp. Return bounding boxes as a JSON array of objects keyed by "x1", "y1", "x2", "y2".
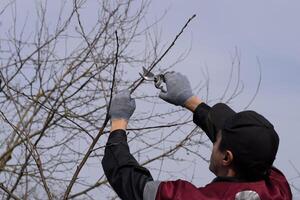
[
  {"x1": 216, "y1": 167, "x2": 237, "y2": 178},
  {"x1": 226, "y1": 168, "x2": 236, "y2": 177}
]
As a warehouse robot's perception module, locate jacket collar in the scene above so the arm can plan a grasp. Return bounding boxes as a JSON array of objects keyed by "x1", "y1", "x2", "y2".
[{"x1": 212, "y1": 176, "x2": 249, "y2": 183}]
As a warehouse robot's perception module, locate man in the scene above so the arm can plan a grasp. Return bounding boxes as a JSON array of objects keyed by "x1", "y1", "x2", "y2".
[{"x1": 102, "y1": 72, "x2": 292, "y2": 199}]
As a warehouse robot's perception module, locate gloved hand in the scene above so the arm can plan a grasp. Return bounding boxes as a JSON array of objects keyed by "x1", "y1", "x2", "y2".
[
  {"x1": 109, "y1": 90, "x2": 136, "y2": 121},
  {"x1": 159, "y1": 72, "x2": 194, "y2": 106}
]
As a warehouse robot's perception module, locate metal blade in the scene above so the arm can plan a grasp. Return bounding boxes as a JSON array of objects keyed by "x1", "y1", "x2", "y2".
[
  {"x1": 139, "y1": 67, "x2": 155, "y2": 81},
  {"x1": 142, "y1": 67, "x2": 155, "y2": 78}
]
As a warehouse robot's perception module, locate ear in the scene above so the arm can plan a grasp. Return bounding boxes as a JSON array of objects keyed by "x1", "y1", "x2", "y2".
[{"x1": 222, "y1": 150, "x2": 234, "y2": 166}]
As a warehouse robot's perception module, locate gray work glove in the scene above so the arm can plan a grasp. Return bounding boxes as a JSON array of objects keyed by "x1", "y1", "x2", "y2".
[
  {"x1": 159, "y1": 72, "x2": 193, "y2": 106},
  {"x1": 109, "y1": 90, "x2": 136, "y2": 121}
]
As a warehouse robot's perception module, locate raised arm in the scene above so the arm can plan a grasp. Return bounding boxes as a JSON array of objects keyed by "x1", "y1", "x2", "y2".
[
  {"x1": 102, "y1": 90, "x2": 153, "y2": 200},
  {"x1": 159, "y1": 72, "x2": 234, "y2": 143}
]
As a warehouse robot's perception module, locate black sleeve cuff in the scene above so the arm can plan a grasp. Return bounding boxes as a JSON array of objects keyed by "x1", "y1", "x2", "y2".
[
  {"x1": 193, "y1": 102, "x2": 218, "y2": 142},
  {"x1": 193, "y1": 102, "x2": 211, "y2": 127},
  {"x1": 106, "y1": 129, "x2": 127, "y2": 145},
  {"x1": 103, "y1": 129, "x2": 138, "y2": 167}
]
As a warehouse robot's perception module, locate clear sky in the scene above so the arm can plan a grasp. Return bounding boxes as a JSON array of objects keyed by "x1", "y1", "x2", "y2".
[
  {"x1": 1, "y1": 0, "x2": 299, "y2": 198},
  {"x1": 145, "y1": 0, "x2": 300, "y2": 196}
]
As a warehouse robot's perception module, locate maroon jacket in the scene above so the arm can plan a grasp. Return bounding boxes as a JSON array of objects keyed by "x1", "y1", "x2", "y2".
[
  {"x1": 102, "y1": 103, "x2": 292, "y2": 200},
  {"x1": 154, "y1": 167, "x2": 291, "y2": 200}
]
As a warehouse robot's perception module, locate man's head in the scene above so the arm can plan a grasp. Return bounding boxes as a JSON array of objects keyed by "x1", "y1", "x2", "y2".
[
  {"x1": 208, "y1": 104, "x2": 279, "y2": 181},
  {"x1": 209, "y1": 130, "x2": 235, "y2": 177}
]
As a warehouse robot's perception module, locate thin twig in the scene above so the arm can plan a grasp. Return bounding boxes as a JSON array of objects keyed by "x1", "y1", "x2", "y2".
[
  {"x1": 92, "y1": 120, "x2": 193, "y2": 152},
  {"x1": 0, "y1": 183, "x2": 21, "y2": 200},
  {"x1": 64, "y1": 14, "x2": 196, "y2": 198},
  {"x1": 102, "y1": 120, "x2": 192, "y2": 134},
  {"x1": 1, "y1": 79, "x2": 95, "y2": 140},
  {"x1": 129, "y1": 14, "x2": 196, "y2": 94},
  {"x1": 6, "y1": 101, "x2": 58, "y2": 199},
  {"x1": 68, "y1": 179, "x2": 108, "y2": 199},
  {"x1": 0, "y1": 111, "x2": 53, "y2": 199},
  {"x1": 63, "y1": 31, "x2": 119, "y2": 199},
  {"x1": 243, "y1": 56, "x2": 262, "y2": 109},
  {"x1": 141, "y1": 126, "x2": 198, "y2": 166},
  {"x1": 1, "y1": 6, "x2": 77, "y2": 90}
]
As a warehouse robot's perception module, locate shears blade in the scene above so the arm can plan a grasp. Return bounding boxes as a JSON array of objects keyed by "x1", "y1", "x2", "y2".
[
  {"x1": 139, "y1": 67, "x2": 155, "y2": 81},
  {"x1": 139, "y1": 67, "x2": 167, "y2": 93}
]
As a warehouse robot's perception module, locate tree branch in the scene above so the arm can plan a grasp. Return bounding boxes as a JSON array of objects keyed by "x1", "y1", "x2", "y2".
[
  {"x1": 129, "y1": 14, "x2": 196, "y2": 94},
  {"x1": 63, "y1": 30, "x2": 120, "y2": 199},
  {"x1": 0, "y1": 183, "x2": 21, "y2": 200}
]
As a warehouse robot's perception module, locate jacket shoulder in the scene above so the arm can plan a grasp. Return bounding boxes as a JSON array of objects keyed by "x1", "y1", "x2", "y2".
[{"x1": 154, "y1": 170, "x2": 292, "y2": 200}]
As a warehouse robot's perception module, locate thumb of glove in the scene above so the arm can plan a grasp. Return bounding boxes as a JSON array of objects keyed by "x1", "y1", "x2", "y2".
[{"x1": 159, "y1": 91, "x2": 171, "y2": 103}]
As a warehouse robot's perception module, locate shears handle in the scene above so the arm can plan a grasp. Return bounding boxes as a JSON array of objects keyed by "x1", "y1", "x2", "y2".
[{"x1": 154, "y1": 74, "x2": 167, "y2": 93}]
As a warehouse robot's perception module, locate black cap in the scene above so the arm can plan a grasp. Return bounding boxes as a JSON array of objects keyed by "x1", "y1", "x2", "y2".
[{"x1": 209, "y1": 103, "x2": 279, "y2": 180}]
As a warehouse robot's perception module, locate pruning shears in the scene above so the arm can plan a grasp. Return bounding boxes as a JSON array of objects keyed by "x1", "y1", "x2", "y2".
[{"x1": 139, "y1": 67, "x2": 167, "y2": 93}]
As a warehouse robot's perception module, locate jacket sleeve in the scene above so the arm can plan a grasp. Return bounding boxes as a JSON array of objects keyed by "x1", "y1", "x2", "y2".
[
  {"x1": 269, "y1": 167, "x2": 293, "y2": 199},
  {"x1": 193, "y1": 103, "x2": 235, "y2": 143},
  {"x1": 192, "y1": 102, "x2": 217, "y2": 142},
  {"x1": 102, "y1": 129, "x2": 153, "y2": 200},
  {"x1": 154, "y1": 180, "x2": 205, "y2": 200}
]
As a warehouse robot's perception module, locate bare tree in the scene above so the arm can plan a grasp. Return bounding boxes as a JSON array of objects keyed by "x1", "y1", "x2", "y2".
[{"x1": 0, "y1": 0, "x2": 261, "y2": 199}]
